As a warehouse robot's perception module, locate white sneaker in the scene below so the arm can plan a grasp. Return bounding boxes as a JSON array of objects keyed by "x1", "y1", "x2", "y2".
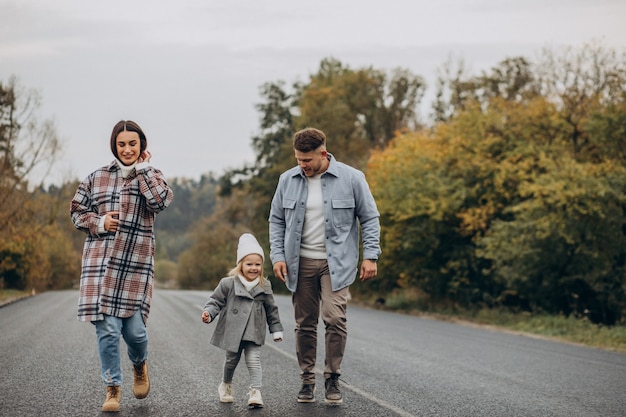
[
  {"x1": 248, "y1": 388, "x2": 263, "y2": 408},
  {"x1": 218, "y1": 382, "x2": 234, "y2": 403}
]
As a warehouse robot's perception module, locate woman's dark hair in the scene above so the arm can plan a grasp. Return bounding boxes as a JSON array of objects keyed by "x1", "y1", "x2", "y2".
[
  {"x1": 293, "y1": 127, "x2": 326, "y2": 152},
  {"x1": 110, "y1": 120, "x2": 147, "y2": 159}
]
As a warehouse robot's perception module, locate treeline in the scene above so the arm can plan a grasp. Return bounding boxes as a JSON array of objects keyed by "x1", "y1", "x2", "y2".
[
  {"x1": 1, "y1": 41, "x2": 625, "y2": 325},
  {"x1": 369, "y1": 47, "x2": 626, "y2": 325}
]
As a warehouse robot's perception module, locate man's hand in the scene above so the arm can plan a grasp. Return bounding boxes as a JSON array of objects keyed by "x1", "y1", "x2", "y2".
[
  {"x1": 273, "y1": 261, "x2": 287, "y2": 283},
  {"x1": 359, "y1": 259, "x2": 377, "y2": 281}
]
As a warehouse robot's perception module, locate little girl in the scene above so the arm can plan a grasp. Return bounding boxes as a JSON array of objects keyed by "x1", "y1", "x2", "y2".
[{"x1": 201, "y1": 233, "x2": 283, "y2": 408}]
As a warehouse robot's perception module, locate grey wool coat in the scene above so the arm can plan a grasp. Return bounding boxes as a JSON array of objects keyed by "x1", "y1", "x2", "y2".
[{"x1": 203, "y1": 276, "x2": 283, "y2": 353}]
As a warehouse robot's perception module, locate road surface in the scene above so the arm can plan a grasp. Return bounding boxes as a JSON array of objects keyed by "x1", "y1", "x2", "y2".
[{"x1": 1, "y1": 290, "x2": 625, "y2": 416}]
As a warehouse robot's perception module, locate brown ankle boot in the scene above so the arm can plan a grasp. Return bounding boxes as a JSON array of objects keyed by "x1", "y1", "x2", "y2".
[
  {"x1": 133, "y1": 361, "x2": 150, "y2": 399},
  {"x1": 102, "y1": 385, "x2": 121, "y2": 412}
]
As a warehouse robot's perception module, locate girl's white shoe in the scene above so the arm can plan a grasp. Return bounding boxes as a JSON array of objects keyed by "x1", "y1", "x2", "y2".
[
  {"x1": 218, "y1": 382, "x2": 234, "y2": 403},
  {"x1": 247, "y1": 388, "x2": 263, "y2": 408}
]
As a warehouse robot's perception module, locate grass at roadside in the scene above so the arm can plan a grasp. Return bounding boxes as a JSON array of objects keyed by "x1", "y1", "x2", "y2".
[
  {"x1": 462, "y1": 309, "x2": 626, "y2": 352},
  {"x1": 0, "y1": 289, "x2": 31, "y2": 305},
  {"x1": 357, "y1": 288, "x2": 626, "y2": 353}
]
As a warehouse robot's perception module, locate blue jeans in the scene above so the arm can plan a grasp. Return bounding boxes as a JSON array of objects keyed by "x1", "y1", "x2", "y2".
[
  {"x1": 94, "y1": 311, "x2": 148, "y2": 386},
  {"x1": 223, "y1": 341, "x2": 262, "y2": 389}
]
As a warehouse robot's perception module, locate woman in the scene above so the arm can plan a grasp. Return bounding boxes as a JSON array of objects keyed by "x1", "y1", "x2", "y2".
[{"x1": 70, "y1": 120, "x2": 173, "y2": 413}]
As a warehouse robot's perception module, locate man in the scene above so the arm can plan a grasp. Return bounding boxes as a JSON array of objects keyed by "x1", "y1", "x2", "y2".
[{"x1": 269, "y1": 127, "x2": 381, "y2": 404}]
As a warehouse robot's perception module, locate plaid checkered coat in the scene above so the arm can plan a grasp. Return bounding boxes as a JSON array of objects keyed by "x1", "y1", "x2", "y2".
[{"x1": 70, "y1": 161, "x2": 173, "y2": 323}]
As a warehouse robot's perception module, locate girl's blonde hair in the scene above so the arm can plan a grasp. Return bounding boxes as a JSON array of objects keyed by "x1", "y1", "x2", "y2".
[{"x1": 227, "y1": 256, "x2": 266, "y2": 286}]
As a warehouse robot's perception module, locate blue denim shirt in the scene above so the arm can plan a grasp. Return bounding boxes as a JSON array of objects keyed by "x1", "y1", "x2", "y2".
[{"x1": 269, "y1": 154, "x2": 381, "y2": 292}]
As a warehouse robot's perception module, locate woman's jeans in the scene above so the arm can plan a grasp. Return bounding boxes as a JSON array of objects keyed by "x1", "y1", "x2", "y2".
[
  {"x1": 94, "y1": 311, "x2": 148, "y2": 386},
  {"x1": 223, "y1": 341, "x2": 262, "y2": 389}
]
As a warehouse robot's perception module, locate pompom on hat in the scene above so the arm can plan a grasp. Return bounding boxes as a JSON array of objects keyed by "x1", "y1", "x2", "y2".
[{"x1": 237, "y1": 233, "x2": 265, "y2": 264}]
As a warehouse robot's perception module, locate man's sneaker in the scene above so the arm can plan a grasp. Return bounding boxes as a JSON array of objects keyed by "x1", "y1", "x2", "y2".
[
  {"x1": 132, "y1": 361, "x2": 150, "y2": 399},
  {"x1": 218, "y1": 382, "x2": 234, "y2": 403},
  {"x1": 325, "y1": 374, "x2": 343, "y2": 404},
  {"x1": 247, "y1": 388, "x2": 264, "y2": 408},
  {"x1": 102, "y1": 385, "x2": 121, "y2": 412},
  {"x1": 297, "y1": 383, "x2": 316, "y2": 403}
]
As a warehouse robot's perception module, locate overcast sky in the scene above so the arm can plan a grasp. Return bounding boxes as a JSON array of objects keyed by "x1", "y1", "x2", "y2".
[{"x1": 2, "y1": 0, "x2": 625, "y2": 186}]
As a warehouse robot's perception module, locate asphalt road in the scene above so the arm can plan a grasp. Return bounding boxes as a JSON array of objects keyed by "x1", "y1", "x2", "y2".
[{"x1": 1, "y1": 290, "x2": 625, "y2": 417}]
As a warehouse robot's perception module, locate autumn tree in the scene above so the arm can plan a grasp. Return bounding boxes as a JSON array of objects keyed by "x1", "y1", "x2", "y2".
[
  {"x1": 0, "y1": 76, "x2": 61, "y2": 291},
  {"x1": 229, "y1": 57, "x2": 425, "y2": 192},
  {"x1": 433, "y1": 41, "x2": 626, "y2": 157},
  {"x1": 432, "y1": 56, "x2": 539, "y2": 122},
  {"x1": 296, "y1": 58, "x2": 425, "y2": 169},
  {"x1": 36, "y1": 182, "x2": 82, "y2": 290},
  {"x1": 370, "y1": 43, "x2": 626, "y2": 324}
]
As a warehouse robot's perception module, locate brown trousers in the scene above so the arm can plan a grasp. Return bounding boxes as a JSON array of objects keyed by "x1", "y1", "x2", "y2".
[{"x1": 292, "y1": 257, "x2": 350, "y2": 384}]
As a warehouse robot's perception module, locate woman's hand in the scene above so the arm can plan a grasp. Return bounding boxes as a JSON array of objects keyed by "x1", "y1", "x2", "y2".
[
  {"x1": 104, "y1": 211, "x2": 120, "y2": 232},
  {"x1": 138, "y1": 150, "x2": 151, "y2": 163}
]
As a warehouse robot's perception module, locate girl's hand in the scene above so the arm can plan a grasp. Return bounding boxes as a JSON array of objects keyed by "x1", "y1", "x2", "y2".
[
  {"x1": 104, "y1": 211, "x2": 120, "y2": 232},
  {"x1": 201, "y1": 311, "x2": 211, "y2": 324}
]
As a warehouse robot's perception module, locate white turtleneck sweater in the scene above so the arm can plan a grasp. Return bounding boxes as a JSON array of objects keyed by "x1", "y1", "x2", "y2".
[
  {"x1": 238, "y1": 275, "x2": 259, "y2": 292},
  {"x1": 300, "y1": 173, "x2": 326, "y2": 259}
]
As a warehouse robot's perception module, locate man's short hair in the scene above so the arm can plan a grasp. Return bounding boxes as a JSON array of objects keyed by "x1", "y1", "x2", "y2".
[{"x1": 294, "y1": 128, "x2": 326, "y2": 152}]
